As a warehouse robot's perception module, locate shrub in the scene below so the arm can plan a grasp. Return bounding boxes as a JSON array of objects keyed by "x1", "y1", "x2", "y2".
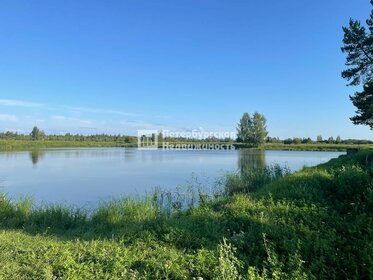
[
  {"x1": 331, "y1": 165, "x2": 372, "y2": 201},
  {"x1": 214, "y1": 238, "x2": 243, "y2": 280}
]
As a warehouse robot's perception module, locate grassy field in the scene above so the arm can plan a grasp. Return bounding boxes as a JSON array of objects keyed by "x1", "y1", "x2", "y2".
[
  {"x1": 1, "y1": 139, "x2": 371, "y2": 152},
  {"x1": 0, "y1": 139, "x2": 136, "y2": 150},
  {"x1": 0, "y1": 150, "x2": 371, "y2": 279},
  {"x1": 263, "y1": 142, "x2": 373, "y2": 151}
]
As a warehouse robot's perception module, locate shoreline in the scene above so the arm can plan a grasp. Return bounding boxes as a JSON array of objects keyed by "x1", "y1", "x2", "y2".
[{"x1": 0, "y1": 139, "x2": 371, "y2": 152}]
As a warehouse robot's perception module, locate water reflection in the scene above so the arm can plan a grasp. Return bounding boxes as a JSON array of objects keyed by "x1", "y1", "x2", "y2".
[
  {"x1": 238, "y1": 149, "x2": 266, "y2": 171},
  {"x1": 0, "y1": 148, "x2": 344, "y2": 207},
  {"x1": 29, "y1": 150, "x2": 45, "y2": 166}
]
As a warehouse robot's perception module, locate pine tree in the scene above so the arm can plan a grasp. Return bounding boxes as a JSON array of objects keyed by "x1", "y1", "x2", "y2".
[
  {"x1": 341, "y1": 1, "x2": 373, "y2": 86},
  {"x1": 350, "y1": 82, "x2": 373, "y2": 129},
  {"x1": 341, "y1": 0, "x2": 373, "y2": 129}
]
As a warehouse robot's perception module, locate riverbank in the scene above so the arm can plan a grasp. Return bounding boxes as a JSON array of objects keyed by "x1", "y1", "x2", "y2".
[
  {"x1": 0, "y1": 139, "x2": 135, "y2": 150},
  {"x1": 0, "y1": 139, "x2": 371, "y2": 152},
  {"x1": 263, "y1": 142, "x2": 372, "y2": 151},
  {"x1": 0, "y1": 150, "x2": 371, "y2": 279}
]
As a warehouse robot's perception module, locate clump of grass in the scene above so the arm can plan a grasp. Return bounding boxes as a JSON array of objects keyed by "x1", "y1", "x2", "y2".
[
  {"x1": 224, "y1": 164, "x2": 291, "y2": 195},
  {"x1": 0, "y1": 195, "x2": 88, "y2": 231},
  {"x1": 92, "y1": 197, "x2": 159, "y2": 227},
  {"x1": 30, "y1": 205, "x2": 88, "y2": 230}
]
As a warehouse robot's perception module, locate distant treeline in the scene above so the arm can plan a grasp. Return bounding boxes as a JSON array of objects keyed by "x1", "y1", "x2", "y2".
[
  {"x1": 266, "y1": 136, "x2": 373, "y2": 145},
  {"x1": 0, "y1": 131, "x2": 138, "y2": 143},
  {"x1": 0, "y1": 130, "x2": 371, "y2": 145}
]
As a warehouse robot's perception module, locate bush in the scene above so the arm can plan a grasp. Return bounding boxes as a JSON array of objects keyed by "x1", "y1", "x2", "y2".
[{"x1": 331, "y1": 165, "x2": 372, "y2": 201}]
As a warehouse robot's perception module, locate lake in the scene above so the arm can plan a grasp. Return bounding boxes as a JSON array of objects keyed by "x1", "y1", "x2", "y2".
[{"x1": 0, "y1": 148, "x2": 344, "y2": 207}]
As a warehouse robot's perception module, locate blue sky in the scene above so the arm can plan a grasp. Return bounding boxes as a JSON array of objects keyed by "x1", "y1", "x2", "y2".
[{"x1": 0, "y1": 0, "x2": 372, "y2": 139}]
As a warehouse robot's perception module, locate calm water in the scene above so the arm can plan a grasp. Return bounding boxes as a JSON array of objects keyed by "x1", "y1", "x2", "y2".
[{"x1": 0, "y1": 148, "x2": 344, "y2": 207}]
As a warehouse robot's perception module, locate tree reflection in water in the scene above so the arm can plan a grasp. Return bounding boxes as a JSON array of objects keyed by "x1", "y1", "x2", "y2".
[
  {"x1": 238, "y1": 149, "x2": 266, "y2": 172},
  {"x1": 29, "y1": 150, "x2": 45, "y2": 166}
]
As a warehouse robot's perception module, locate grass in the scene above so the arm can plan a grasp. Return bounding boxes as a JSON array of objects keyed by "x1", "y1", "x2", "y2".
[
  {"x1": 223, "y1": 164, "x2": 291, "y2": 195},
  {"x1": 0, "y1": 139, "x2": 136, "y2": 150},
  {"x1": 1, "y1": 139, "x2": 372, "y2": 152},
  {"x1": 0, "y1": 150, "x2": 372, "y2": 279},
  {"x1": 263, "y1": 142, "x2": 373, "y2": 151}
]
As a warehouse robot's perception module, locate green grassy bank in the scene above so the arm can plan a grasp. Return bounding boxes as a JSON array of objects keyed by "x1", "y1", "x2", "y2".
[
  {"x1": 263, "y1": 142, "x2": 373, "y2": 151},
  {"x1": 1, "y1": 139, "x2": 371, "y2": 152},
  {"x1": 0, "y1": 150, "x2": 372, "y2": 279},
  {"x1": 0, "y1": 139, "x2": 136, "y2": 150}
]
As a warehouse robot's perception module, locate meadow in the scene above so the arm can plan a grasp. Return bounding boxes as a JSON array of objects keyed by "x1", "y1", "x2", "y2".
[
  {"x1": 1, "y1": 139, "x2": 371, "y2": 152},
  {"x1": 0, "y1": 149, "x2": 371, "y2": 279},
  {"x1": 0, "y1": 139, "x2": 134, "y2": 150}
]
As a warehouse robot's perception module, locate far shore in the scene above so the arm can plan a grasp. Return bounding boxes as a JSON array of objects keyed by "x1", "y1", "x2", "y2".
[{"x1": 0, "y1": 139, "x2": 370, "y2": 152}]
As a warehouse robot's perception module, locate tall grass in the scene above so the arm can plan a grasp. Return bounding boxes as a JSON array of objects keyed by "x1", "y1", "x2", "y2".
[
  {"x1": 0, "y1": 139, "x2": 133, "y2": 151},
  {"x1": 224, "y1": 164, "x2": 291, "y2": 195}
]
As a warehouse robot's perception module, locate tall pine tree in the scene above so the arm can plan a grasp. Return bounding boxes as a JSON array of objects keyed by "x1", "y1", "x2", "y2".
[
  {"x1": 350, "y1": 82, "x2": 373, "y2": 129},
  {"x1": 342, "y1": 0, "x2": 373, "y2": 129}
]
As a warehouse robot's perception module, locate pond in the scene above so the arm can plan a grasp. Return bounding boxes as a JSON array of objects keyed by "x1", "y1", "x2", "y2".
[{"x1": 0, "y1": 148, "x2": 344, "y2": 207}]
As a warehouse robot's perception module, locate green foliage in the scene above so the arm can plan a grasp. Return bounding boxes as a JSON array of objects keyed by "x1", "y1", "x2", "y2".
[
  {"x1": 0, "y1": 139, "x2": 134, "y2": 151},
  {"x1": 237, "y1": 113, "x2": 253, "y2": 144},
  {"x1": 252, "y1": 112, "x2": 268, "y2": 147},
  {"x1": 341, "y1": 1, "x2": 373, "y2": 129},
  {"x1": 92, "y1": 197, "x2": 159, "y2": 228},
  {"x1": 0, "y1": 135, "x2": 371, "y2": 152},
  {"x1": 224, "y1": 164, "x2": 290, "y2": 195},
  {"x1": 263, "y1": 142, "x2": 373, "y2": 151},
  {"x1": 236, "y1": 112, "x2": 268, "y2": 147},
  {"x1": 214, "y1": 238, "x2": 243, "y2": 280},
  {"x1": 341, "y1": 0, "x2": 373, "y2": 86},
  {"x1": 331, "y1": 165, "x2": 371, "y2": 200},
  {"x1": 30, "y1": 126, "x2": 45, "y2": 141},
  {"x1": 350, "y1": 81, "x2": 373, "y2": 129},
  {"x1": 1, "y1": 129, "x2": 138, "y2": 145}
]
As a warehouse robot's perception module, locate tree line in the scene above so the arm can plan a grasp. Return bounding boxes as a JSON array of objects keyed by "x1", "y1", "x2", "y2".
[
  {"x1": 0, "y1": 126, "x2": 138, "y2": 143},
  {"x1": 0, "y1": 125, "x2": 371, "y2": 145}
]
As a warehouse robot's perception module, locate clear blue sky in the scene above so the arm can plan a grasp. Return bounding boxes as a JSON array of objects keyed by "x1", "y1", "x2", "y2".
[{"x1": 0, "y1": 0, "x2": 372, "y2": 139}]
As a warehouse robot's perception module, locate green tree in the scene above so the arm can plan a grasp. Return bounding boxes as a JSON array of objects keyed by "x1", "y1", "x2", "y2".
[
  {"x1": 236, "y1": 113, "x2": 253, "y2": 143},
  {"x1": 302, "y1": 137, "x2": 313, "y2": 144},
  {"x1": 30, "y1": 126, "x2": 44, "y2": 141},
  {"x1": 252, "y1": 112, "x2": 268, "y2": 146},
  {"x1": 342, "y1": 1, "x2": 373, "y2": 129},
  {"x1": 350, "y1": 82, "x2": 373, "y2": 129},
  {"x1": 293, "y1": 138, "x2": 302, "y2": 145},
  {"x1": 341, "y1": 0, "x2": 373, "y2": 86},
  {"x1": 317, "y1": 135, "x2": 323, "y2": 142},
  {"x1": 158, "y1": 132, "x2": 164, "y2": 143},
  {"x1": 336, "y1": 136, "x2": 342, "y2": 144},
  {"x1": 236, "y1": 112, "x2": 268, "y2": 147}
]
